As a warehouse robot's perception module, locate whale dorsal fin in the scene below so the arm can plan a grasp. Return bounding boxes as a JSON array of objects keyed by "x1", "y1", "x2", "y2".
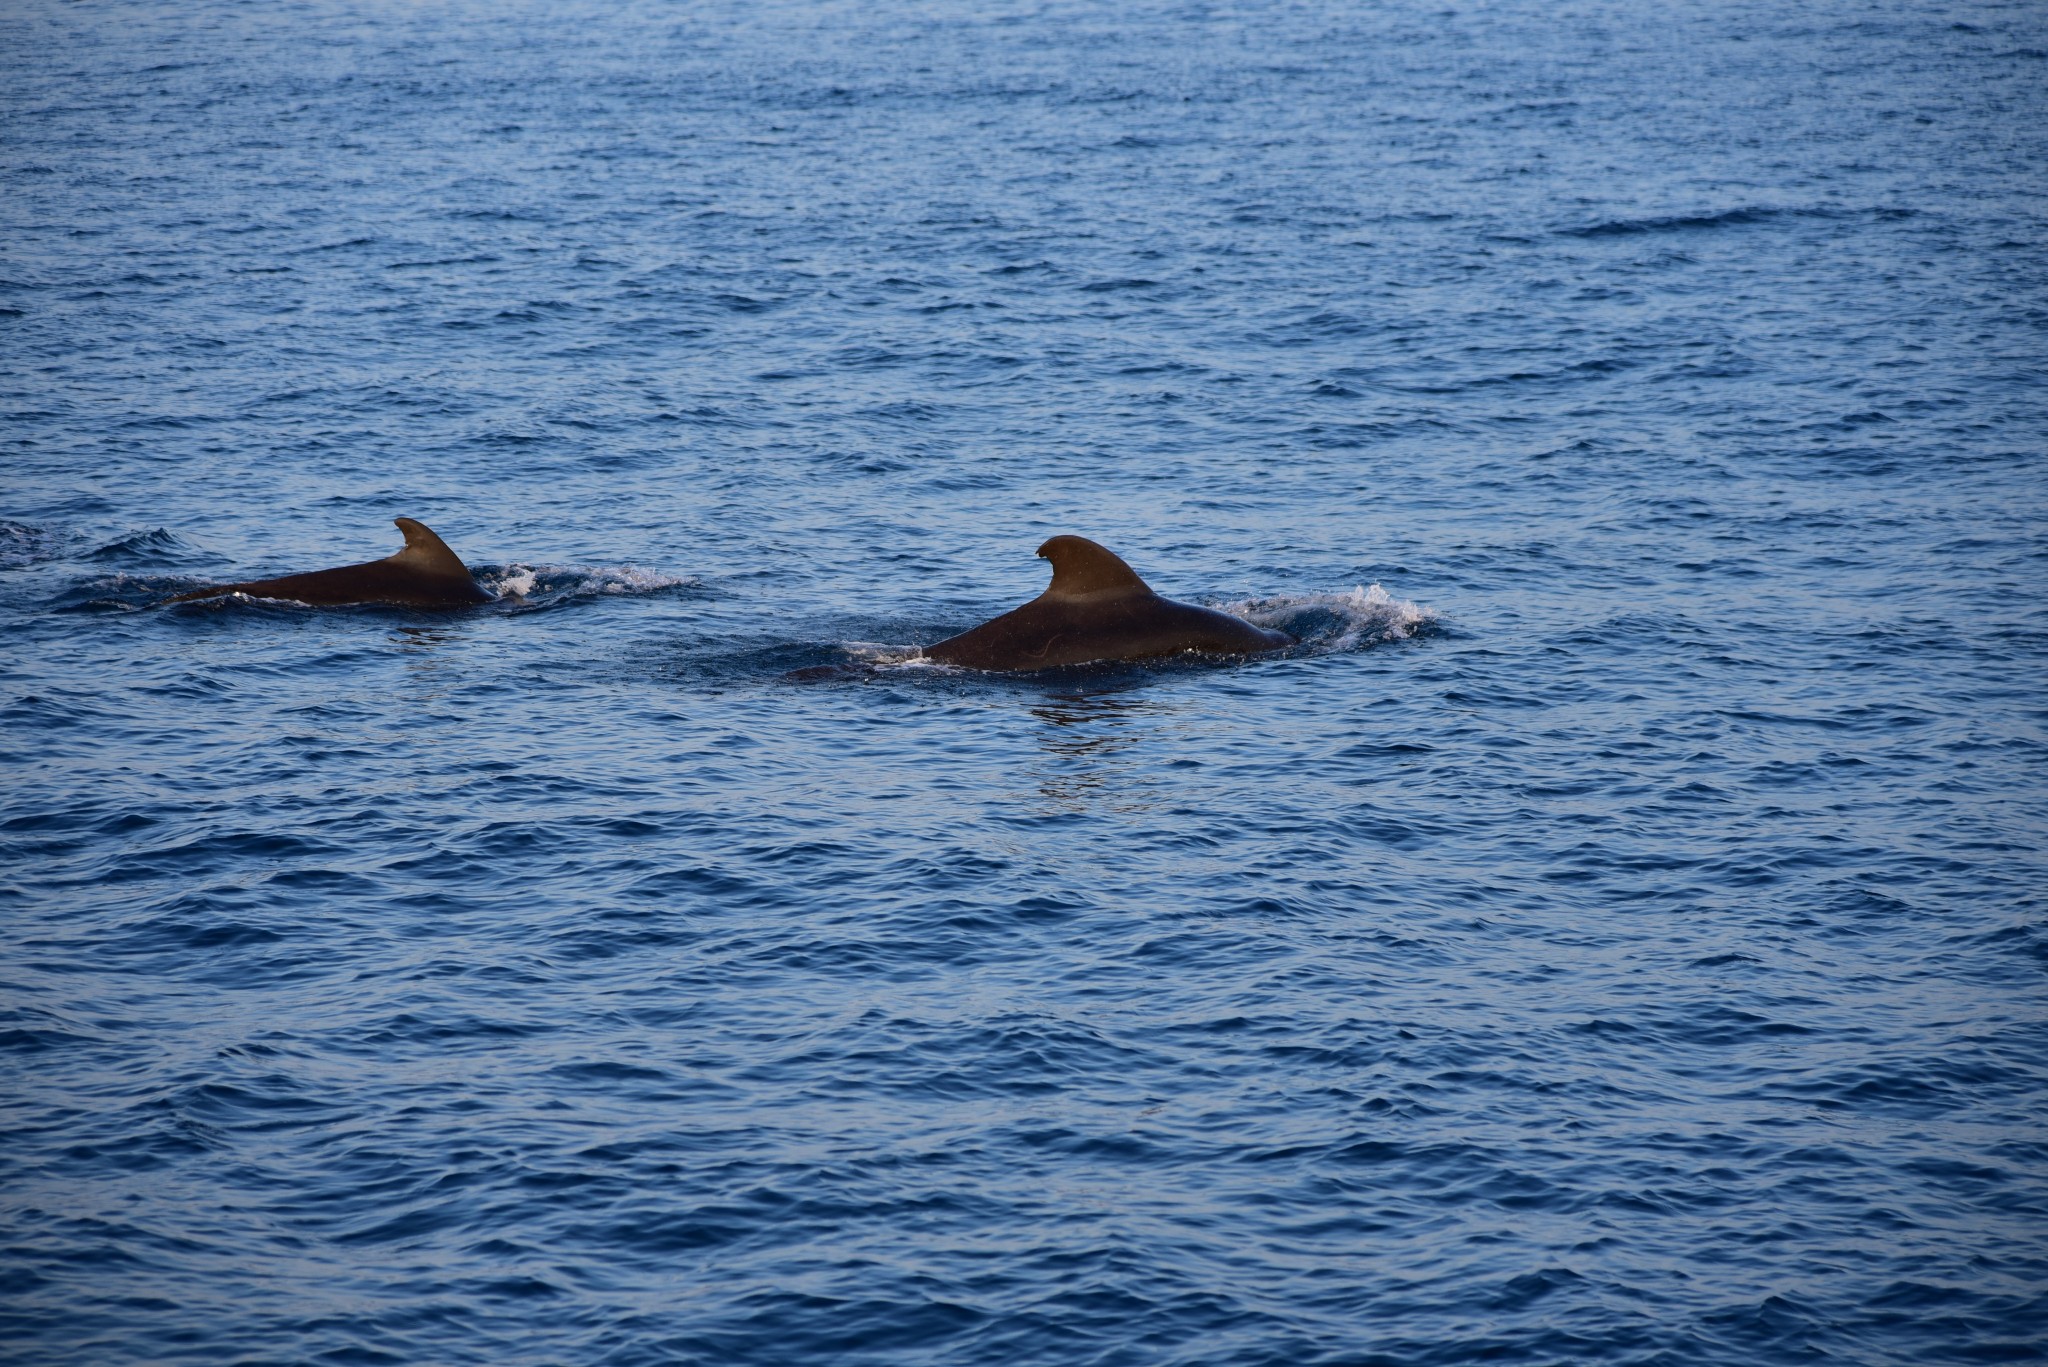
[
  {"x1": 1037, "y1": 535, "x2": 1151, "y2": 598},
  {"x1": 386, "y1": 517, "x2": 470, "y2": 578}
]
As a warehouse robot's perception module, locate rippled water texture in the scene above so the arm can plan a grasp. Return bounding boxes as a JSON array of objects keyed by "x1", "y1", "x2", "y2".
[{"x1": 4, "y1": 0, "x2": 2047, "y2": 1362}]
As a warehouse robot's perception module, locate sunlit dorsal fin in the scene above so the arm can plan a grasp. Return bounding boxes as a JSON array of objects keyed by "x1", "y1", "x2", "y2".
[
  {"x1": 1037, "y1": 535, "x2": 1151, "y2": 598},
  {"x1": 387, "y1": 517, "x2": 470, "y2": 578}
]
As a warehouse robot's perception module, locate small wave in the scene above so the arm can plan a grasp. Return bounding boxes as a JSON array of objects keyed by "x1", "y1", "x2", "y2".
[
  {"x1": 53, "y1": 573, "x2": 195, "y2": 612},
  {"x1": 1561, "y1": 205, "x2": 1916, "y2": 239},
  {"x1": 88, "y1": 528, "x2": 211, "y2": 568},
  {"x1": 763, "y1": 640, "x2": 933, "y2": 683},
  {"x1": 1565, "y1": 207, "x2": 1791, "y2": 237},
  {"x1": 0, "y1": 519, "x2": 61, "y2": 570},
  {"x1": 1228, "y1": 583, "x2": 1435, "y2": 653}
]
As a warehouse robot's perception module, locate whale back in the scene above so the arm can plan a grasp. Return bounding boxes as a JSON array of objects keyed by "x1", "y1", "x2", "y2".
[
  {"x1": 1037, "y1": 535, "x2": 1151, "y2": 599},
  {"x1": 165, "y1": 516, "x2": 491, "y2": 607},
  {"x1": 923, "y1": 534, "x2": 1291, "y2": 670}
]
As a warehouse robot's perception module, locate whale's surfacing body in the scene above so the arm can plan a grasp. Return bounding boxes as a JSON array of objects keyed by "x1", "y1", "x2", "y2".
[
  {"x1": 923, "y1": 535, "x2": 1291, "y2": 671},
  {"x1": 167, "y1": 518, "x2": 494, "y2": 608}
]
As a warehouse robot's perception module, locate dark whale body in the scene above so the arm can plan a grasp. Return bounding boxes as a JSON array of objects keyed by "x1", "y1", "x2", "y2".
[
  {"x1": 923, "y1": 535, "x2": 1291, "y2": 671},
  {"x1": 166, "y1": 518, "x2": 493, "y2": 608}
]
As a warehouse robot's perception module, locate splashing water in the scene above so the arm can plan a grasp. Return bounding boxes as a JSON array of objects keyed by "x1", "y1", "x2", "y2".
[
  {"x1": 444, "y1": 563, "x2": 696, "y2": 608},
  {"x1": 1229, "y1": 583, "x2": 1436, "y2": 653}
]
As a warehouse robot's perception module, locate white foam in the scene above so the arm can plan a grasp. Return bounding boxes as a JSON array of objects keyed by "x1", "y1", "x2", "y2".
[
  {"x1": 495, "y1": 568, "x2": 539, "y2": 598},
  {"x1": 482, "y1": 564, "x2": 695, "y2": 599},
  {"x1": 1226, "y1": 583, "x2": 1435, "y2": 653},
  {"x1": 845, "y1": 642, "x2": 936, "y2": 668},
  {"x1": 583, "y1": 566, "x2": 694, "y2": 595}
]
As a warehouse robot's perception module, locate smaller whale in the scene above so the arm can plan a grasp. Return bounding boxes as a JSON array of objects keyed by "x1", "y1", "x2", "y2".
[
  {"x1": 166, "y1": 517, "x2": 494, "y2": 608},
  {"x1": 923, "y1": 535, "x2": 1291, "y2": 671}
]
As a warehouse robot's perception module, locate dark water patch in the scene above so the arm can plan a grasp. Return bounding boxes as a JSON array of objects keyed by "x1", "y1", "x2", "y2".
[{"x1": 1562, "y1": 205, "x2": 1885, "y2": 238}]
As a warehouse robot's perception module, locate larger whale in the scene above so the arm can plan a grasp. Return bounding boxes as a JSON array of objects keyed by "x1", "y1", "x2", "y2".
[
  {"x1": 166, "y1": 517, "x2": 494, "y2": 608},
  {"x1": 923, "y1": 535, "x2": 1291, "y2": 671}
]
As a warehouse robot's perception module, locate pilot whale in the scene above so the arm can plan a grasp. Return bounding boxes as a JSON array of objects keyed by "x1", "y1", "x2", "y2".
[
  {"x1": 166, "y1": 517, "x2": 494, "y2": 608},
  {"x1": 922, "y1": 535, "x2": 1291, "y2": 671}
]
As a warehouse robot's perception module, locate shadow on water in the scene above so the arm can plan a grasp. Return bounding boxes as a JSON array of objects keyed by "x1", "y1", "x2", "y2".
[
  {"x1": 389, "y1": 624, "x2": 476, "y2": 707},
  {"x1": 1023, "y1": 688, "x2": 1177, "y2": 816},
  {"x1": 391, "y1": 624, "x2": 464, "y2": 651}
]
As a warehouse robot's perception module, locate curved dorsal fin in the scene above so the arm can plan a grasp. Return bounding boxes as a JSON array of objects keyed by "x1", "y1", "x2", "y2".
[
  {"x1": 386, "y1": 517, "x2": 470, "y2": 577},
  {"x1": 1037, "y1": 535, "x2": 1151, "y2": 598}
]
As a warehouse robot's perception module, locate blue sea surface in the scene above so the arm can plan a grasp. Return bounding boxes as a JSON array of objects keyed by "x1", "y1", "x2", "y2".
[{"x1": 4, "y1": 0, "x2": 2047, "y2": 1362}]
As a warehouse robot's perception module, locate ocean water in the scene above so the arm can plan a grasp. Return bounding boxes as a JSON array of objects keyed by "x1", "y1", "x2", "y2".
[{"x1": 3, "y1": 0, "x2": 2046, "y2": 1361}]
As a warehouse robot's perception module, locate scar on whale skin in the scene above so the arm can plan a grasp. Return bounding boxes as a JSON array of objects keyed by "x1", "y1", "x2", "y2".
[
  {"x1": 922, "y1": 535, "x2": 1292, "y2": 671},
  {"x1": 165, "y1": 517, "x2": 495, "y2": 608}
]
